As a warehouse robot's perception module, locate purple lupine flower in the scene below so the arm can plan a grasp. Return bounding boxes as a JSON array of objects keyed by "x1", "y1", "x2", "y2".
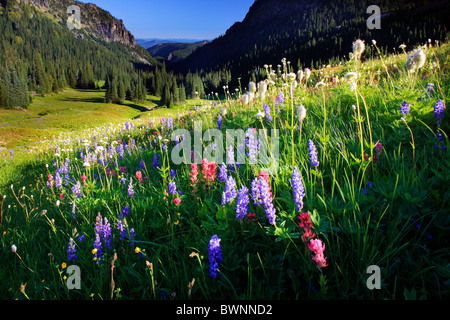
[
  {"x1": 245, "y1": 128, "x2": 258, "y2": 164},
  {"x1": 278, "y1": 91, "x2": 285, "y2": 104},
  {"x1": 291, "y1": 166, "x2": 305, "y2": 211},
  {"x1": 9, "y1": 149, "x2": 14, "y2": 160},
  {"x1": 117, "y1": 144, "x2": 125, "y2": 160},
  {"x1": 226, "y1": 145, "x2": 235, "y2": 165},
  {"x1": 120, "y1": 206, "x2": 130, "y2": 218},
  {"x1": 77, "y1": 234, "x2": 85, "y2": 242},
  {"x1": 67, "y1": 238, "x2": 77, "y2": 263},
  {"x1": 221, "y1": 175, "x2": 237, "y2": 206},
  {"x1": 93, "y1": 213, "x2": 104, "y2": 261},
  {"x1": 120, "y1": 177, "x2": 127, "y2": 186},
  {"x1": 117, "y1": 219, "x2": 126, "y2": 240},
  {"x1": 170, "y1": 169, "x2": 176, "y2": 180},
  {"x1": 427, "y1": 83, "x2": 434, "y2": 93},
  {"x1": 168, "y1": 181, "x2": 177, "y2": 195},
  {"x1": 64, "y1": 172, "x2": 70, "y2": 186},
  {"x1": 128, "y1": 178, "x2": 134, "y2": 198},
  {"x1": 263, "y1": 103, "x2": 273, "y2": 122},
  {"x1": 219, "y1": 163, "x2": 228, "y2": 182},
  {"x1": 72, "y1": 181, "x2": 82, "y2": 198},
  {"x1": 308, "y1": 139, "x2": 320, "y2": 167},
  {"x1": 435, "y1": 133, "x2": 446, "y2": 153},
  {"x1": 152, "y1": 153, "x2": 161, "y2": 170},
  {"x1": 102, "y1": 217, "x2": 112, "y2": 250},
  {"x1": 218, "y1": 114, "x2": 222, "y2": 129},
  {"x1": 400, "y1": 101, "x2": 410, "y2": 117},
  {"x1": 235, "y1": 186, "x2": 249, "y2": 221},
  {"x1": 137, "y1": 249, "x2": 145, "y2": 259},
  {"x1": 257, "y1": 176, "x2": 276, "y2": 225},
  {"x1": 55, "y1": 171, "x2": 62, "y2": 189},
  {"x1": 434, "y1": 99, "x2": 445, "y2": 128},
  {"x1": 93, "y1": 233, "x2": 103, "y2": 263},
  {"x1": 228, "y1": 163, "x2": 240, "y2": 174},
  {"x1": 94, "y1": 212, "x2": 103, "y2": 238},
  {"x1": 208, "y1": 235, "x2": 222, "y2": 278},
  {"x1": 167, "y1": 117, "x2": 173, "y2": 131},
  {"x1": 128, "y1": 228, "x2": 135, "y2": 246},
  {"x1": 250, "y1": 177, "x2": 260, "y2": 206},
  {"x1": 275, "y1": 91, "x2": 285, "y2": 112}
]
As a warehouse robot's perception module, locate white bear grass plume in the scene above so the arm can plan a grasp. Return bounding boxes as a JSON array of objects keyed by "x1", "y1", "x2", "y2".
[
  {"x1": 405, "y1": 48, "x2": 426, "y2": 73},
  {"x1": 352, "y1": 39, "x2": 365, "y2": 60}
]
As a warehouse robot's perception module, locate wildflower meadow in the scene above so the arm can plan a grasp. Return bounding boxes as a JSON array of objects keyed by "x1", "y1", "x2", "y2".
[{"x1": 0, "y1": 39, "x2": 448, "y2": 301}]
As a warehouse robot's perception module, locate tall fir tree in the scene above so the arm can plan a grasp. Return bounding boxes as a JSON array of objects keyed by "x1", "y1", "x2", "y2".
[
  {"x1": 172, "y1": 77, "x2": 179, "y2": 104},
  {"x1": 33, "y1": 52, "x2": 50, "y2": 95},
  {"x1": 179, "y1": 84, "x2": 186, "y2": 103},
  {"x1": 117, "y1": 80, "x2": 125, "y2": 104}
]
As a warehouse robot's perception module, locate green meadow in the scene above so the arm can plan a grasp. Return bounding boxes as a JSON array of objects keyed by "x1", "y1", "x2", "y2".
[
  {"x1": 0, "y1": 87, "x2": 209, "y2": 185},
  {"x1": 0, "y1": 41, "x2": 448, "y2": 301}
]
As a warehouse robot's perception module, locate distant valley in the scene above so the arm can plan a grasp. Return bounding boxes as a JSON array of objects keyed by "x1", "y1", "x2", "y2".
[
  {"x1": 145, "y1": 40, "x2": 209, "y2": 62},
  {"x1": 136, "y1": 38, "x2": 210, "y2": 48}
]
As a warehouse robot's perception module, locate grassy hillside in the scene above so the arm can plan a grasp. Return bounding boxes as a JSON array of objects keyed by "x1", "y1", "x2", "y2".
[
  {"x1": 0, "y1": 39, "x2": 448, "y2": 301},
  {"x1": 0, "y1": 88, "x2": 210, "y2": 186},
  {"x1": 1, "y1": 88, "x2": 149, "y2": 149}
]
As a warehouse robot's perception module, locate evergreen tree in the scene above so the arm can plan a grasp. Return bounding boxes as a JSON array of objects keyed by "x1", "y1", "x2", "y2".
[
  {"x1": 0, "y1": 63, "x2": 29, "y2": 108},
  {"x1": 117, "y1": 80, "x2": 125, "y2": 104},
  {"x1": 32, "y1": 52, "x2": 50, "y2": 95},
  {"x1": 154, "y1": 66, "x2": 162, "y2": 96},
  {"x1": 179, "y1": 84, "x2": 186, "y2": 103},
  {"x1": 110, "y1": 80, "x2": 118, "y2": 103},
  {"x1": 161, "y1": 83, "x2": 171, "y2": 107},
  {"x1": 67, "y1": 63, "x2": 77, "y2": 88},
  {"x1": 105, "y1": 77, "x2": 119, "y2": 103},
  {"x1": 0, "y1": 64, "x2": 10, "y2": 107},
  {"x1": 78, "y1": 62, "x2": 95, "y2": 89},
  {"x1": 140, "y1": 78, "x2": 147, "y2": 102},
  {"x1": 172, "y1": 77, "x2": 179, "y2": 104},
  {"x1": 133, "y1": 81, "x2": 140, "y2": 102}
]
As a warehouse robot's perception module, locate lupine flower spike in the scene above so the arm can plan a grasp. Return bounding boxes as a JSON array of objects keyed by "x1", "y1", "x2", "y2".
[
  {"x1": 208, "y1": 235, "x2": 222, "y2": 278},
  {"x1": 291, "y1": 166, "x2": 305, "y2": 211},
  {"x1": 235, "y1": 186, "x2": 249, "y2": 222},
  {"x1": 308, "y1": 139, "x2": 320, "y2": 167}
]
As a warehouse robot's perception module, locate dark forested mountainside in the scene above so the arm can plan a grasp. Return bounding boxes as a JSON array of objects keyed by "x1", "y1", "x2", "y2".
[
  {"x1": 147, "y1": 41, "x2": 209, "y2": 62},
  {"x1": 176, "y1": 0, "x2": 450, "y2": 79}
]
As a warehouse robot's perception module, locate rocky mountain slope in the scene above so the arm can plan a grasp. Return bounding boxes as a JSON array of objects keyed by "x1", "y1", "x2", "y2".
[
  {"x1": 175, "y1": 0, "x2": 449, "y2": 76},
  {"x1": 13, "y1": 0, "x2": 136, "y2": 45}
]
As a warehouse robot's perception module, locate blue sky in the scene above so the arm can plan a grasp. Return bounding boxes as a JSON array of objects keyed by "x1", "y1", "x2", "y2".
[{"x1": 77, "y1": 0, "x2": 256, "y2": 40}]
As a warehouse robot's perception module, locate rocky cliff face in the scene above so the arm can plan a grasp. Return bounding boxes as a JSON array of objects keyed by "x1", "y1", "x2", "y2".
[
  {"x1": 81, "y1": 2, "x2": 136, "y2": 45},
  {"x1": 15, "y1": 0, "x2": 136, "y2": 45}
]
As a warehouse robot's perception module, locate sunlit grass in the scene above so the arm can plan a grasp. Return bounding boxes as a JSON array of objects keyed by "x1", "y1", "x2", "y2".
[{"x1": 0, "y1": 40, "x2": 448, "y2": 301}]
